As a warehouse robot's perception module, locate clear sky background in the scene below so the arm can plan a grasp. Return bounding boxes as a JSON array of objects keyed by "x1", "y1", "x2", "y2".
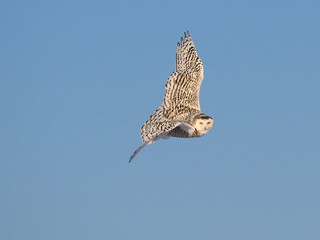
[{"x1": 1, "y1": 0, "x2": 319, "y2": 239}]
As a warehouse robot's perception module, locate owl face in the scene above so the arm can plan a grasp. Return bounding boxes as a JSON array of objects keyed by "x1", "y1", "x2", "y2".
[{"x1": 195, "y1": 117, "x2": 214, "y2": 135}]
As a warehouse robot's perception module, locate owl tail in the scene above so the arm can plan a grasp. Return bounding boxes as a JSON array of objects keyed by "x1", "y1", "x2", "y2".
[
  {"x1": 129, "y1": 132, "x2": 169, "y2": 163},
  {"x1": 129, "y1": 142, "x2": 148, "y2": 163}
]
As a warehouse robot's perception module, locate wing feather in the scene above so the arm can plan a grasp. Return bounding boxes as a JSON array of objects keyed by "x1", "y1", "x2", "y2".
[
  {"x1": 140, "y1": 105, "x2": 179, "y2": 142},
  {"x1": 163, "y1": 72, "x2": 200, "y2": 119},
  {"x1": 139, "y1": 32, "x2": 204, "y2": 142},
  {"x1": 163, "y1": 32, "x2": 204, "y2": 120},
  {"x1": 176, "y1": 31, "x2": 204, "y2": 80}
]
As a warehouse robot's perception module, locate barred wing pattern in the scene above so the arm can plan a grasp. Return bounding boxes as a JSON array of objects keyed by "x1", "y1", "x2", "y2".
[
  {"x1": 141, "y1": 105, "x2": 179, "y2": 142},
  {"x1": 130, "y1": 105, "x2": 179, "y2": 162},
  {"x1": 176, "y1": 31, "x2": 204, "y2": 78},
  {"x1": 163, "y1": 31, "x2": 204, "y2": 120}
]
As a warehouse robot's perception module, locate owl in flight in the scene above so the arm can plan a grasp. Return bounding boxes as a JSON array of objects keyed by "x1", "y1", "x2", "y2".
[{"x1": 129, "y1": 31, "x2": 214, "y2": 162}]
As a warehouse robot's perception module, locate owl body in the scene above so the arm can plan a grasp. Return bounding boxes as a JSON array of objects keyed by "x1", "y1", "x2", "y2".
[
  {"x1": 129, "y1": 32, "x2": 214, "y2": 162},
  {"x1": 162, "y1": 112, "x2": 213, "y2": 139}
]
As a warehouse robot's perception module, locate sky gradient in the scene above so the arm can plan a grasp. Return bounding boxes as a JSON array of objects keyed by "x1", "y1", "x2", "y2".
[{"x1": 1, "y1": 0, "x2": 320, "y2": 239}]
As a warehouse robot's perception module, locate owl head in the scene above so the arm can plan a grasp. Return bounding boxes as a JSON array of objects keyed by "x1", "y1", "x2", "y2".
[{"x1": 194, "y1": 114, "x2": 214, "y2": 135}]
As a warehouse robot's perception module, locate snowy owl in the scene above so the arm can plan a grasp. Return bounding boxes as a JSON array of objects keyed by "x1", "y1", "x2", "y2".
[{"x1": 129, "y1": 31, "x2": 214, "y2": 162}]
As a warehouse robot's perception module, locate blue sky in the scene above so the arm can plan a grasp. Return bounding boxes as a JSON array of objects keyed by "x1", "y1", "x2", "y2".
[{"x1": 1, "y1": 0, "x2": 320, "y2": 239}]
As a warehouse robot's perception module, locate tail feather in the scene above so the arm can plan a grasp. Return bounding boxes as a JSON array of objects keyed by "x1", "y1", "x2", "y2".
[
  {"x1": 129, "y1": 132, "x2": 171, "y2": 163},
  {"x1": 129, "y1": 142, "x2": 148, "y2": 163}
]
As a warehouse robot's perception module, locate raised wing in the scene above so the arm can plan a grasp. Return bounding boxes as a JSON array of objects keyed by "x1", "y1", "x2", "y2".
[
  {"x1": 162, "y1": 32, "x2": 204, "y2": 120},
  {"x1": 176, "y1": 31, "x2": 204, "y2": 79}
]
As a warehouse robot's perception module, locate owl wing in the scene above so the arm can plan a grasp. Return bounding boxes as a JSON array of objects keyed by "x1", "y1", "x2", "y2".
[
  {"x1": 131, "y1": 106, "x2": 179, "y2": 162},
  {"x1": 163, "y1": 32, "x2": 204, "y2": 120},
  {"x1": 140, "y1": 105, "x2": 180, "y2": 142}
]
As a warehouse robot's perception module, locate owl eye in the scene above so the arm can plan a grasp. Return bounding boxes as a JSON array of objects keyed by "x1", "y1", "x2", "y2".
[
  {"x1": 207, "y1": 122, "x2": 211, "y2": 125},
  {"x1": 199, "y1": 122, "x2": 203, "y2": 125}
]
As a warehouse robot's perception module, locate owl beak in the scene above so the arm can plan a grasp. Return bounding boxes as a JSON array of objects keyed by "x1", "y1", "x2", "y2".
[{"x1": 205, "y1": 125, "x2": 213, "y2": 131}]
